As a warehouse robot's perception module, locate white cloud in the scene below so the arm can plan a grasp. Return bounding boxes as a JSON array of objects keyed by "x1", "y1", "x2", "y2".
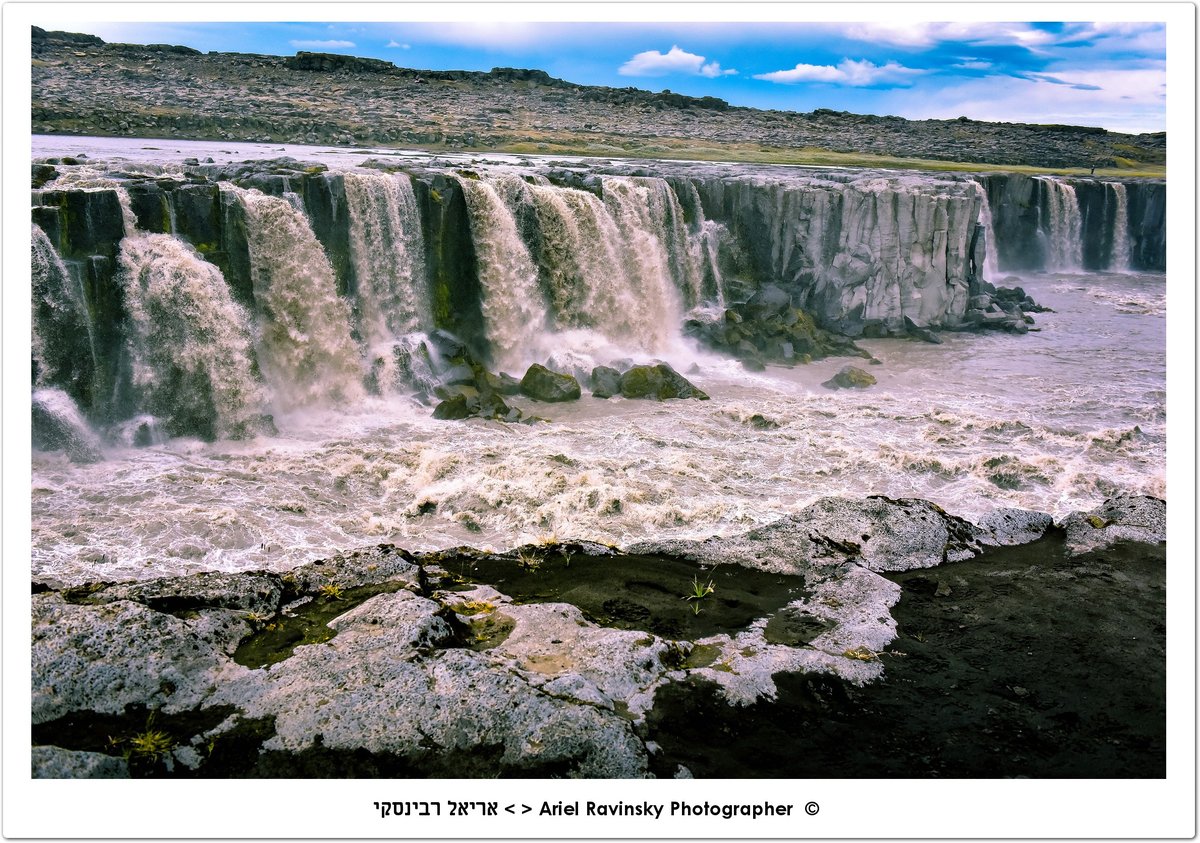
[
  {"x1": 386, "y1": 40, "x2": 411, "y2": 49},
  {"x1": 700, "y1": 61, "x2": 737, "y2": 78},
  {"x1": 838, "y1": 22, "x2": 1057, "y2": 49},
  {"x1": 755, "y1": 58, "x2": 925, "y2": 87},
  {"x1": 289, "y1": 39, "x2": 355, "y2": 50},
  {"x1": 619, "y1": 45, "x2": 735, "y2": 77}
]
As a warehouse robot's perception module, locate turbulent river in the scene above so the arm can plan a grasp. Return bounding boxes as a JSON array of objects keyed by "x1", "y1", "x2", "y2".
[{"x1": 29, "y1": 138, "x2": 1166, "y2": 586}]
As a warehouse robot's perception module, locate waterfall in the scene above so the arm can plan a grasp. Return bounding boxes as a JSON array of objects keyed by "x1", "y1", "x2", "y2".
[
  {"x1": 1040, "y1": 178, "x2": 1083, "y2": 271},
  {"x1": 228, "y1": 185, "x2": 364, "y2": 409},
  {"x1": 502, "y1": 175, "x2": 682, "y2": 352},
  {"x1": 118, "y1": 233, "x2": 266, "y2": 439},
  {"x1": 343, "y1": 171, "x2": 430, "y2": 393},
  {"x1": 670, "y1": 179, "x2": 719, "y2": 308},
  {"x1": 972, "y1": 181, "x2": 1002, "y2": 281},
  {"x1": 31, "y1": 225, "x2": 96, "y2": 394},
  {"x1": 1107, "y1": 182, "x2": 1132, "y2": 272},
  {"x1": 600, "y1": 177, "x2": 687, "y2": 338},
  {"x1": 698, "y1": 219, "x2": 728, "y2": 308},
  {"x1": 456, "y1": 175, "x2": 550, "y2": 372}
]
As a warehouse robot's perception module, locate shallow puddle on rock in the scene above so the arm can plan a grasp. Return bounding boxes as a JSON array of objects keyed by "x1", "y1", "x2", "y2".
[
  {"x1": 433, "y1": 546, "x2": 810, "y2": 639},
  {"x1": 232, "y1": 581, "x2": 410, "y2": 669}
]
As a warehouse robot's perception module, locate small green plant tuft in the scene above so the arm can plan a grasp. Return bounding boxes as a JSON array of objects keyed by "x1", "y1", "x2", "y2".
[
  {"x1": 318, "y1": 583, "x2": 344, "y2": 600},
  {"x1": 843, "y1": 646, "x2": 880, "y2": 662},
  {"x1": 453, "y1": 599, "x2": 496, "y2": 616},
  {"x1": 110, "y1": 714, "x2": 175, "y2": 763},
  {"x1": 127, "y1": 729, "x2": 174, "y2": 760},
  {"x1": 516, "y1": 548, "x2": 543, "y2": 572},
  {"x1": 684, "y1": 574, "x2": 716, "y2": 601}
]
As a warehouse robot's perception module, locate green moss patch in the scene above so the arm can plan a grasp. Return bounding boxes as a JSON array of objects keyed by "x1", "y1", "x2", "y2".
[
  {"x1": 435, "y1": 545, "x2": 809, "y2": 640},
  {"x1": 233, "y1": 581, "x2": 410, "y2": 669}
]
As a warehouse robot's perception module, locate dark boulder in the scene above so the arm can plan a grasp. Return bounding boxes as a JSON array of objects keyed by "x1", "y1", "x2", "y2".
[
  {"x1": 903, "y1": 316, "x2": 943, "y2": 345},
  {"x1": 822, "y1": 366, "x2": 877, "y2": 390},
  {"x1": 476, "y1": 369, "x2": 521, "y2": 396},
  {"x1": 619, "y1": 364, "x2": 708, "y2": 401},
  {"x1": 589, "y1": 366, "x2": 623, "y2": 399},
  {"x1": 32, "y1": 164, "x2": 57, "y2": 188},
  {"x1": 432, "y1": 395, "x2": 475, "y2": 420},
  {"x1": 519, "y1": 364, "x2": 580, "y2": 402}
]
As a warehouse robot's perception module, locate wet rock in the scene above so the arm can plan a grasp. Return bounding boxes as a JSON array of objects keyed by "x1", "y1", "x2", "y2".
[
  {"x1": 743, "y1": 283, "x2": 791, "y2": 317},
  {"x1": 286, "y1": 544, "x2": 422, "y2": 593},
  {"x1": 589, "y1": 365, "x2": 622, "y2": 399},
  {"x1": 431, "y1": 386, "x2": 515, "y2": 422},
  {"x1": 32, "y1": 747, "x2": 129, "y2": 778},
  {"x1": 432, "y1": 394, "x2": 474, "y2": 420},
  {"x1": 619, "y1": 364, "x2": 708, "y2": 401},
  {"x1": 977, "y1": 508, "x2": 1055, "y2": 546},
  {"x1": 97, "y1": 572, "x2": 283, "y2": 617},
  {"x1": 1060, "y1": 495, "x2": 1166, "y2": 555},
  {"x1": 633, "y1": 496, "x2": 986, "y2": 574},
  {"x1": 822, "y1": 366, "x2": 876, "y2": 390},
  {"x1": 427, "y1": 329, "x2": 469, "y2": 361},
  {"x1": 519, "y1": 363, "x2": 580, "y2": 402},
  {"x1": 433, "y1": 383, "x2": 480, "y2": 404},
  {"x1": 903, "y1": 316, "x2": 943, "y2": 345},
  {"x1": 479, "y1": 369, "x2": 521, "y2": 395},
  {"x1": 488, "y1": 600, "x2": 676, "y2": 719},
  {"x1": 32, "y1": 163, "x2": 58, "y2": 188},
  {"x1": 686, "y1": 300, "x2": 856, "y2": 367}
]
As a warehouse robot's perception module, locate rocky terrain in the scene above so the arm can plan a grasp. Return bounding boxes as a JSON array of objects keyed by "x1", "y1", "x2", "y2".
[
  {"x1": 32, "y1": 27, "x2": 1166, "y2": 172},
  {"x1": 30, "y1": 494, "x2": 1164, "y2": 778}
]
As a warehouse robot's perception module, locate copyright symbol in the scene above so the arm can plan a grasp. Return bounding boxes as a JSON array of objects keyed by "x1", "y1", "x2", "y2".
[{"x1": 805, "y1": 802, "x2": 819, "y2": 816}]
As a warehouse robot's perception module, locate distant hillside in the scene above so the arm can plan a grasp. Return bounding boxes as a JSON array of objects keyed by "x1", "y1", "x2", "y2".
[{"x1": 32, "y1": 27, "x2": 1166, "y2": 172}]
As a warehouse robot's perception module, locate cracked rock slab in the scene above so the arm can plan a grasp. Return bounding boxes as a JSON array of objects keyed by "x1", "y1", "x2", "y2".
[
  {"x1": 32, "y1": 593, "x2": 250, "y2": 723},
  {"x1": 213, "y1": 590, "x2": 648, "y2": 777}
]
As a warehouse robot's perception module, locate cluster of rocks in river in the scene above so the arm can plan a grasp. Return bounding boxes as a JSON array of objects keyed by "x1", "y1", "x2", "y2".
[
  {"x1": 31, "y1": 28, "x2": 1166, "y2": 171},
  {"x1": 30, "y1": 493, "x2": 1163, "y2": 778},
  {"x1": 684, "y1": 283, "x2": 871, "y2": 370},
  {"x1": 425, "y1": 330, "x2": 708, "y2": 423},
  {"x1": 683, "y1": 279, "x2": 1047, "y2": 382}
]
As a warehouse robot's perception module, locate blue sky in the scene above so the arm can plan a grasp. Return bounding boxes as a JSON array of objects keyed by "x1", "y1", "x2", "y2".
[{"x1": 59, "y1": 20, "x2": 1166, "y2": 133}]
